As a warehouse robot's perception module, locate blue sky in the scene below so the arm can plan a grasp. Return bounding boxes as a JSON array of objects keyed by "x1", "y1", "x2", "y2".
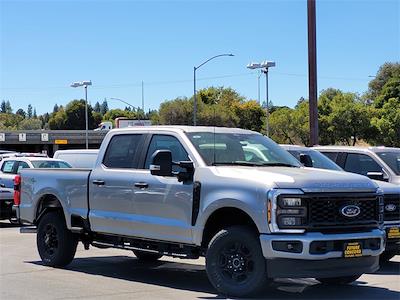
[{"x1": 0, "y1": 0, "x2": 399, "y2": 114}]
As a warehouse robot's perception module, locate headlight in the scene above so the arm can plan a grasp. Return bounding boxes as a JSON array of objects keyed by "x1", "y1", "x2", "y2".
[
  {"x1": 277, "y1": 195, "x2": 308, "y2": 229},
  {"x1": 279, "y1": 197, "x2": 303, "y2": 207}
]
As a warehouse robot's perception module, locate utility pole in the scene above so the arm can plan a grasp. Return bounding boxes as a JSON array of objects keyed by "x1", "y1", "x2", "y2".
[
  {"x1": 141, "y1": 80, "x2": 144, "y2": 113},
  {"x1": 308, "y1": 0, "x2": 319, "y2": 145}
]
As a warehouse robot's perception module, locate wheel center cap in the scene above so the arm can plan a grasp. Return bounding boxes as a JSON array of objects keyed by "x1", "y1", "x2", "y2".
[{"x1": 232, "y1": 258, "x2": 241, "y2": 268}]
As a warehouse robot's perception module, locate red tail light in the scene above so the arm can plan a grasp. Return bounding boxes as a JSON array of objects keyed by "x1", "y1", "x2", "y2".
[{"x1": 14, "y1": 175, "x2": 21, "y2": 206}]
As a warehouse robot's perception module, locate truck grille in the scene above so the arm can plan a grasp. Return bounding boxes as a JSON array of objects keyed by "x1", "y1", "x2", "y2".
[
  {"x1": 306, "y1": 193, "x2": 381, "y2": 231},
  {"x1": 384, "y1": 194, "x2": 400, "y2": 221}
]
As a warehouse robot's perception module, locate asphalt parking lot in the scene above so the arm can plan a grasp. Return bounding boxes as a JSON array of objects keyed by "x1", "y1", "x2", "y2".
[{"x1": 0, "y1": 221, "x2": 399, "y2": 300}]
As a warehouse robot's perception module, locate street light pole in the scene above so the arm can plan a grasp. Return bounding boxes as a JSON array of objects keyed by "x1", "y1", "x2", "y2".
[
  {"x1": 247, "y1": 61, "x2": 275, "y2": 137},
  {"x1": 264, "y1": 68, "x2": 269, "y2": 137},
  {"x1": 193, "y1": 53, "x2": 234, "y2": 126},
  {"x1": 70, "y1": 80, "x2": 92, "y2": 149},
  {"x1": 84, "y1": 85, "x2": 88, "y2": 149}
]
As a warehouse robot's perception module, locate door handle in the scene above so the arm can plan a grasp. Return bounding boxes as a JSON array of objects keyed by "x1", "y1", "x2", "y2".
[
  {"x1": 134, "y1": 182, "x2": 149, "y2": 189},
  {"x1": 92, "y1": 180, "x2": 105, "y2": 186}
]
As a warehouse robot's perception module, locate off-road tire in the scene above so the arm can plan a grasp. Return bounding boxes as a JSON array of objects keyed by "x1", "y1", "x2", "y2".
[
  {"x1": 317, "y1": 275, "x2": 361, "y2": 285},
  {"x1": 133, "y1": 250, "x2": 163, "y2": 261},
  {"x1": 37, "y1": 211, "x2": 78, "y2": 267},
  {"x1": 380, "y1": 252, "x2": 396, "y2": 263},
  {"x1": 205, "y1": 226, "x2": 267, "y2": 298}
]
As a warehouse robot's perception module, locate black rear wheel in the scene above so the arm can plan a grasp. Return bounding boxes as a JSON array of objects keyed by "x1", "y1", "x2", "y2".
[
  {"x1": 206, "y1": 226, "x2": 267, "y2": 297},
  {"x1": 317, "y1": 275, "x2": 361, "y2": 285},
  {"x1": 133, "y1": 250, "x2": 163, "y2": 261},
  {"x1": 37, "y1": 211, "x2": 78, "y2": 267}
]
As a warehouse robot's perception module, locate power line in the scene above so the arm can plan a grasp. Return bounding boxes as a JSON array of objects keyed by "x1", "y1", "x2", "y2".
[{"x1": 0, "y1": 71, "x2": 372, "y2": 91}]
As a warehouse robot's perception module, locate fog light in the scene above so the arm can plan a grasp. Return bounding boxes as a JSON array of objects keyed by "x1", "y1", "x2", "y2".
[{"x1": 272, "y1": 241, "x2": 303, "y2": 253}]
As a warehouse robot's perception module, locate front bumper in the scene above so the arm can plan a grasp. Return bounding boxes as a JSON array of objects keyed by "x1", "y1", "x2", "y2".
[
  {"x1": 260, "y1": 229, "x2": 385, "y2": 278},
  {"x1": 384, "y1": 223, "x2": 400, "y2": 253}
]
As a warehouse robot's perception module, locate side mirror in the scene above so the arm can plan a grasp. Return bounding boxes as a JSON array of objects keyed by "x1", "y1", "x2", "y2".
[
  {"x1": 299, "y1": 153, "x2": 313, "y2": 167},
  {"x1": 366, "y1": 171, "x2": 387, "y2": 181},
  {"x1": 150, "y1": 150, "x2": 173, "y2": 176}
]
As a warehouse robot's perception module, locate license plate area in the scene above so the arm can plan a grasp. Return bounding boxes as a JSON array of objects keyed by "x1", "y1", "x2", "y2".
[
  {"x1": 387, "y1": 227, "x2": 400, "y2": 239},
  {"x1": 343, "y1": 241, "x2": 363, "y2": 258}
]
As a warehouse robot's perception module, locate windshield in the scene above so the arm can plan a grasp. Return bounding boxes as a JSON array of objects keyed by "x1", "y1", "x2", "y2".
[
  {"x1": 31, "y1": 160, "x2": 72, "y2": 168},
  {"x1": 186, "y1": 132, "x2": 301, "y2": 167},
  {"x1": 377, "y1": 151, "x2": 400, "y2": 175},
  {"x1": 288, "y1": 149, "x2": 343, "y2": 171}
]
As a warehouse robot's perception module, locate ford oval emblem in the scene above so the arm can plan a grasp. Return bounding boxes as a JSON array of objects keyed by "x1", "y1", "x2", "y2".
[
  {"x1": 341, "y1": 205, "x2": 361, "y2": 218},
  {"x1": 385, "y1": 204, "x2": 397, "y2": 212}
]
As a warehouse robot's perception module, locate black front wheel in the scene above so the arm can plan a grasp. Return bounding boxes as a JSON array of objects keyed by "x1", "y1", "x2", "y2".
[
  {"x1": 37, "y1": 211, "x2": 78, "y2": 267},
  {"x1": 206, "y1": 226, "x2": 267, "y2": 298},
  {"x1": 317, "y1": 275, "x2": 361, "y2": 285}
]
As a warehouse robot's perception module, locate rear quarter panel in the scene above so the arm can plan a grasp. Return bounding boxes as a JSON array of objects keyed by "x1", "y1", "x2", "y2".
[{"x1": 19, "y1": 168, "x2": 91, "y2": 228}]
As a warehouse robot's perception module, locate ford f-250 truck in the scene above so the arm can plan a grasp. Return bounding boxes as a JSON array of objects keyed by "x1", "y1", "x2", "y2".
[{"x1": 14, "y1": 126, "x2": 385, "y2": 297}]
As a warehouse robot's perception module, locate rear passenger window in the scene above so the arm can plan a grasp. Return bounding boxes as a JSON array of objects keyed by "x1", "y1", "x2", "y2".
[
  {"x1": 103, "y1": 134, "x2": 143, "y2": 168},
  {"x1": 320, "y1": 152, "x2": 338, "y2": 163},
  {"x1": 344, "y1": 153, "x2": 382, "y2": 176},
  {"x1": 1, "y1": 161, "x2": 16, "y2": 174}
]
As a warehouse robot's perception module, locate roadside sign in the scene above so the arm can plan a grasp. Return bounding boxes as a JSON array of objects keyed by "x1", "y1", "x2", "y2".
[
  {"x1": 0, "y1": 133, "x2": 5, "y2": 142},
  {"x1": 55, "y1": 139, "x2": 68, "y2": 145},
  {"x1": 19, "y1": 133, "x2": 26, "y2": 142},
  {"x1": 41, "y1": 133, "x2": 49, "y2": 142}
]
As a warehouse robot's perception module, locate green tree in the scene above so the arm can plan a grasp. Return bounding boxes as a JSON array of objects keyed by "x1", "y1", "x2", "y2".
[
  {"x1": 234, "y1": 100, "x2": 265, "y2": 132},
  {"x1": 269, "y1": 107, "x2": 296, "y2": 144},
  {"x1": 367, "y1": 62, "x2": 400, "y2": 101},
  {"x1": 103, "y1": 109, "x2": 136, "y2": 122},
  {"x1": 0, "y1": 101, "x2": 6, "y2": 113},
  {"x1": 53, "y1": 104, "x2": 59, "y2": 113},
  {"x1": 371, "y1": 98, "x2": 400, "y2": 147},
  {"x1": 64, "y1": 100, "x2": 96, "y2": 130},
  {"x1": 16, "y1": 108, "x2": 26, "y2": 118},
  {"x1": 18, "y1": 118, "x2": 42, "y2": 130},
  {"x1": 48, "y1": 107, "x2": 67, "y2": 129},
  {"x1": 94, "y1": 101, "x2": 101, "y2": 113},
  {"x1": 27, "y1": 104, "x2": 33, "y2": 118},
  {"x1": 100, "y1": 99, "x2": 109, "y2": 115},
  {"x1": 33, "y1": 108, "x2": 37, "y2": 118}
]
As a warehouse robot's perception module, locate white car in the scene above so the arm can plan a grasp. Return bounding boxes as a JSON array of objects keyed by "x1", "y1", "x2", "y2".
[
  {"x1": 53, "y1": 149, "x2": 99, "y2": 168},
  {"x1": 0, "y1": 156, "x2": 71, "y2": 222}
]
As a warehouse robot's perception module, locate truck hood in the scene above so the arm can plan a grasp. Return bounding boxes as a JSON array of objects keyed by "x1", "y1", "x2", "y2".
[{"x1": 213, "y1": 166, "x2": 378, "y2": 192}]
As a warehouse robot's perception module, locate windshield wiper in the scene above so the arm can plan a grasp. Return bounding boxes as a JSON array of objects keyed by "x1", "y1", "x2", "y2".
[{"x1": 211, "y1": 161, "x2": 298, "y2": 167}]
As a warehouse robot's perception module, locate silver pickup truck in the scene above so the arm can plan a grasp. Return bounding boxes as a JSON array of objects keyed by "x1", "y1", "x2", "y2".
[{"x1": 15, "y1": 126, "x2": 386, "y2": 297}]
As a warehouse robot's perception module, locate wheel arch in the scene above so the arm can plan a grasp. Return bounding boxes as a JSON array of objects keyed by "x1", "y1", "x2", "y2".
[{"x1": 200, "y1": 207, "x2": 259, "y2": 249}]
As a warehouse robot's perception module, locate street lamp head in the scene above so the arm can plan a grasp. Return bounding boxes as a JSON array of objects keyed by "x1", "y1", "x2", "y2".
[
  {"x1": 82, "y1": 80, "x2": 92, "y2": 86},
  {"x1": 261, "y1": 61, "x2": 276, "y2": 68},
  {"x1": 228, "y1": 54, "x2": 234, "y2": 56},
  {"x1": 247, "y1": 62, "x2": 262, "y2": 69},
  {"x1": 70, "y1": 82, "x2": 81, "y2": 88}
]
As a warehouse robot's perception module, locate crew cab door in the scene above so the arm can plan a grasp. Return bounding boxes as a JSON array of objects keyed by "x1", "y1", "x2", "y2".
[
  {"x1": 89, "y1": 133, "x2": 146, "y2": 236},
  {"x1": 132, "y1": 134, "x2": 194, "y2": 244}
]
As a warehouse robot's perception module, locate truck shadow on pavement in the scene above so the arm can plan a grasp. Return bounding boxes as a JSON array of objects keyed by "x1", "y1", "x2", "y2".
[{"x1": 29, "y1": 255, "x2": 400, "y2": 300}]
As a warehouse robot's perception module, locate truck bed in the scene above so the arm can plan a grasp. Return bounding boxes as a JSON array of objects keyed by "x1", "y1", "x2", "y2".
[{"x1": 19, "y1": 168, "x2": 92, "y2": 228}]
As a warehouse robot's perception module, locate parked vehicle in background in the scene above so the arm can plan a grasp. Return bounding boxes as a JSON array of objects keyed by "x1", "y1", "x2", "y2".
[
  {"x1": 115, "y1": 117, "x2": 152, "y2": 128},
  {"x1": 281, "y1": 145, "x2": 400, "y2": 262},
  {"x1": 15, "y1": 126, "x2": 385, "y2": 297},
  {"x1": 0, "y1": 156, "x2": 71, "y2": 222},
  {"x1": 0, "y1": 150, "x2": 18, "y2": 162},
  {"x1": 53, "y1": 149, "x2": 99, "y2": 168},
  {"x1": 94, "y1": 121, "x2": 113, "y2": 131},
  {"x1": 313, "y1": 146, "x2": 400, "y2": 185}
]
